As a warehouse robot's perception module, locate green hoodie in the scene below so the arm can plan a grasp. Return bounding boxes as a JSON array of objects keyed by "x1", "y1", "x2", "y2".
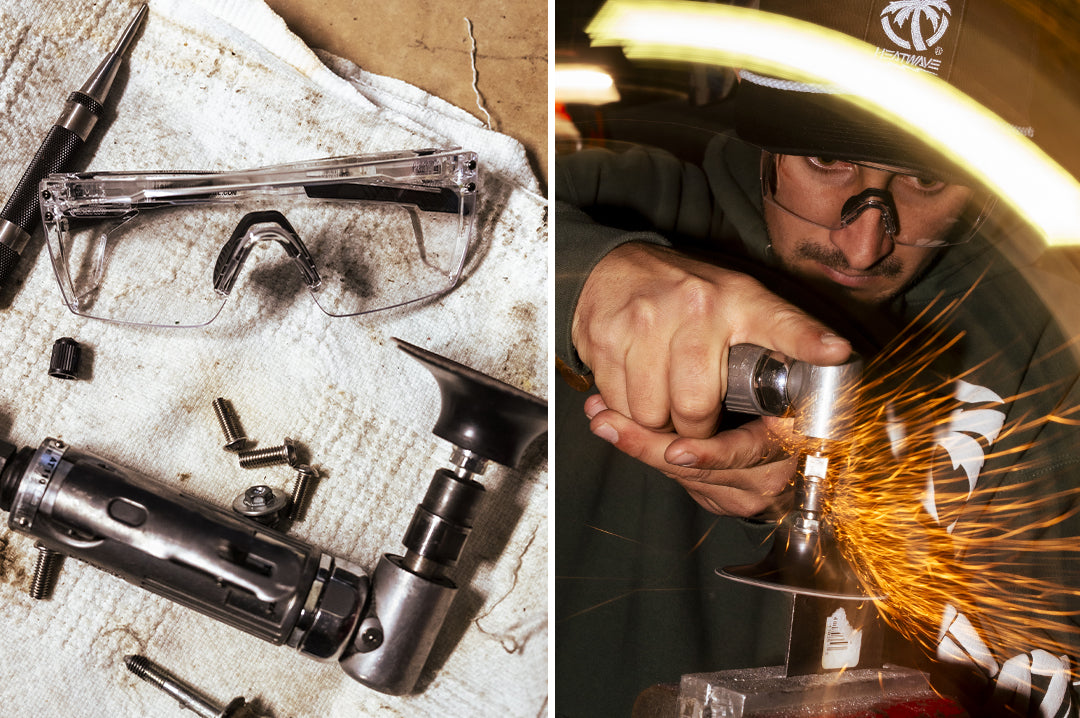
[{"x1": 554, "y1": 134, "x2": 1080, "y2": 717}]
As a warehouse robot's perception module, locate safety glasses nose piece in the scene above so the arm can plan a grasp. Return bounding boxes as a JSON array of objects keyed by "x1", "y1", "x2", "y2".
[
  {"x1": 213, "y1": 210, "x2": 321, "y2": 295},
  {"x1": 839, "y1": 188, "x2": 900, "y2": 236}
]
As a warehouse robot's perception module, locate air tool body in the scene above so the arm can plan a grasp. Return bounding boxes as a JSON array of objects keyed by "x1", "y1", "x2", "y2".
[
  {"x1": 0, "y1": 339, "x2": 546, "y2": 695},
  {"x1": 721, "y1": 344, "x2": 870, "y2": 599}
]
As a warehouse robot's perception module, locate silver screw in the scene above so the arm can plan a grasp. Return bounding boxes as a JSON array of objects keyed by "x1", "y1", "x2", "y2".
[
  {"x1": 289, "y1": 464, "x2": 319, "y2": 521},
  {"x1": 212, "y1": 397, "x2": 247, "y2": 452},
  {"x1": 30, "y1": 542, "x2": 63, "y2": 600},
  {"x1": 124, "y1": 654, "x2": 248, "y2": 718},
  {"x1": 238, "y1": 437, "x2": 297, "y2": 469}
]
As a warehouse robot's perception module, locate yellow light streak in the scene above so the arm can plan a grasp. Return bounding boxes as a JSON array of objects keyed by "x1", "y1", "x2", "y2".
[
  {"x1": 585, "y1": 0, "x2": 1080, "y2": 245},
  {"x1": 554, "y1": 64, "x2": 621, "y2": 105}
]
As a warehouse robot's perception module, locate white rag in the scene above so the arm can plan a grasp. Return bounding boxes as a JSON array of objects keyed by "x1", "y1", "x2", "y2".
[{"x1": 0, "y1": 1, "x2": 548, "y2": 716}]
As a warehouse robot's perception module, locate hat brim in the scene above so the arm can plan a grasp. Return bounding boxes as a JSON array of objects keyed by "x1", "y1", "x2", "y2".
[{"x1": 733, "y1": 79, "x2": 977, "y2": 185}]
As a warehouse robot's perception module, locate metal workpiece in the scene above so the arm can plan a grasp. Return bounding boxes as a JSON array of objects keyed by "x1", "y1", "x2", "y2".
[
  {"x1": 238, "y1": 438, "x2": 298, "y2": 469},
  {"x1": 722, "y1": 444, "x2": 873, "y2": 599},
  {"x1": 125, "y1": 654, "x2": 250, "y2": 718},
  {"x1": 212, "y1": 397, "x2": 247, "y2": 451},
  {"x1": 339, "y1": 554, "x2": 458, "y2": 695}
]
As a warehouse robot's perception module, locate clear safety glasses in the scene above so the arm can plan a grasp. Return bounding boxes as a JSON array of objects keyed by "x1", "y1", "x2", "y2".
[
  {"x1": 761, "y1": 153, "x2": 995, "y2": 248},
  {"x1": 39, "y1": 148, "x2": 478, "y2": 327}
]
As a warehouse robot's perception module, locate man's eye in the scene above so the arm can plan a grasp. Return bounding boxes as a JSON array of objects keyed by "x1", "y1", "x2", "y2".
[
  {"x1": 905, "y1": 175, "x2": 946, "y2": 192},
  {"x1": 808, "y1": 156, "x2": 850, "y2": 171},
  {"x1": 916, "y1": 176, "x2": 944, "y2": 189}
]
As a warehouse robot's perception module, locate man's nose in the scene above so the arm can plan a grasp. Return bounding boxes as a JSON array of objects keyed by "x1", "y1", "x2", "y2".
[{"x1": 829, "y1": 207, "x2": 895, "y2": 271}]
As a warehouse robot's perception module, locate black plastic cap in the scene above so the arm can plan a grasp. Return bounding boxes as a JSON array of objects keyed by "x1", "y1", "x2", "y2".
[{"x1": 49, "y1": 337, "x2": 81, "y2": 380}]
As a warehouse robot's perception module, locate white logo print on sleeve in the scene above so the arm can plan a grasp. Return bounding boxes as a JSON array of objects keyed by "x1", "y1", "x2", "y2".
[{"x1": 922, "y1": 379, "x2": 1006, "y2": 530}]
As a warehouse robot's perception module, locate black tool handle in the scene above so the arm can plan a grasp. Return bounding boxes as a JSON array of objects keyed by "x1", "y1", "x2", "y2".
[
  {"x1": 0, "y1": 92, "x2": 100, "y2": 288},
  {"x1": 2, "y1": 124, "x2": 82, "y2": 228},
  {"x1": 0, "y1": 124, "x2": 83, "y2": 285}
]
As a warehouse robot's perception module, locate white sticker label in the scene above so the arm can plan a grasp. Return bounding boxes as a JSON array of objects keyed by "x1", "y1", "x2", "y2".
[{"x1": 822, "y1": 607, "x2": 863, "y2": 670}]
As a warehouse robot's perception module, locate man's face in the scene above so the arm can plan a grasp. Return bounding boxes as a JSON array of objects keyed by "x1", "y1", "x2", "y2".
[{"x1": 762, "y1": 154, "x2": 974, "y2": 306}]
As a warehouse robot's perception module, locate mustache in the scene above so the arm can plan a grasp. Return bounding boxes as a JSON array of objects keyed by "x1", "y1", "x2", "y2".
[{"x1": 794, "y1": 241, "x2": 903, "y2": 278}]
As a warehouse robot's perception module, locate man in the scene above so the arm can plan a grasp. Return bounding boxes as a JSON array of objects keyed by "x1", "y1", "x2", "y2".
[{"x1": 555, "y1": 1, "x2": 1080, "y2": 716}]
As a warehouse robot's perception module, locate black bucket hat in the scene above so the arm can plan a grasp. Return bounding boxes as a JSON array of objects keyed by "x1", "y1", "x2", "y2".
[{"x1": 734, "y1": 0, "x2": 1040, "y2": 181}]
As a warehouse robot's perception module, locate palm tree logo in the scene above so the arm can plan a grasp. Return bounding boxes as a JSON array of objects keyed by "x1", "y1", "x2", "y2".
[{"x1": 880, "y1": 0, "x2": 953, "y2": 52}]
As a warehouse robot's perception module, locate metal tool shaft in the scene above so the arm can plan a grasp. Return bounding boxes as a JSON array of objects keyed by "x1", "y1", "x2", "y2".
[{"x1": 0, "y1": 4, "x2": 147, "y2": 294}]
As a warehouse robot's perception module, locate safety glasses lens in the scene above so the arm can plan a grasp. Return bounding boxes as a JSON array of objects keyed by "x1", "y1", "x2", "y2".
[{"x1": 40, "y1": 151, "x2": 477, "y2": 327}]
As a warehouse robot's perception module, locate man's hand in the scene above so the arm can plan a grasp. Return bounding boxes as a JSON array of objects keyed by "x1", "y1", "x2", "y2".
[
  {"x1": 585, "y1": 394, "x2": 797, "y2": 517},
  {"x1": 572, "y1": 242, "x2": 852, "y2": 439}
]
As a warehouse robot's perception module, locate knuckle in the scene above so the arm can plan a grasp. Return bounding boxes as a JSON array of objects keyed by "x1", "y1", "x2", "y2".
[
  {"x1": 723, "y1": 271, "x2": 765, "y2": 299},
  {"x1": 626, "y1": 296, "x2": 662, "y2": 332},
  {"x1": 671, "y1": 395, "x2": 717, "y2": 425},
  {"x1": 626, "y1": 391, "x2": 670, "y2": 430},
  {"x1": 585, "y1": 329, "x2": 620, "y2": 361},
  {"x1": 631, "y1": 409, "x2": 669, "y2": 431},
  {"x1": 674, "y1": 275, "x2": 720, "y2": 317}
]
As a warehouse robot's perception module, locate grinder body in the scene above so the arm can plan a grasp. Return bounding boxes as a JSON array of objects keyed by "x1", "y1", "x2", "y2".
[{"x1": 0, "y1": 438, "x2": 367, "y2": 661}]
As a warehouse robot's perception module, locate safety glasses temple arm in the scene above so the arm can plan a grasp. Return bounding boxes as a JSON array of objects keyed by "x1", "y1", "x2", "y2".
[
  {"x1": 115, "y1": 182, "x2": 469, "y2": 215},
  {"x1": 302, "y1": 183, "x2": 467, "y2": 214}
]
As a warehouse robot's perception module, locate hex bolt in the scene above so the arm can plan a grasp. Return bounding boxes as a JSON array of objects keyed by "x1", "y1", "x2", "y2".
[
  {"x1": 124, "y1": 654, "x2": 249, "y2": 718},
  {"x1": 211, "y1": 397, "x2": 247, "y2": 452},
  {"x1": 231, "y1": 484, "x2": 290, "y2": 527},
  {"x1": 30, "y1": 542, "x2": 63, "y2": 600},
  {"x1": 238, "y1": 437, "x2": 297, "y2": 469},
  {"x1": 289, "y1": 464, "x2": 319, "y2": 521}
]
